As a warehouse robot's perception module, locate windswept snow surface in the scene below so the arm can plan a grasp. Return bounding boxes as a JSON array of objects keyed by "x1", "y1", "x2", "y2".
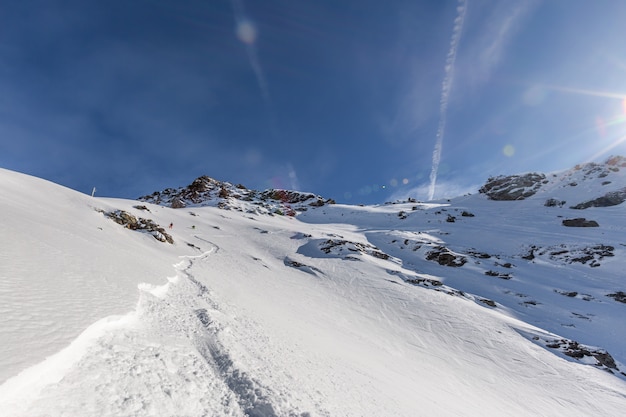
[{"x1": 1, "y1": 168, "x2": 626, "y2": 416}]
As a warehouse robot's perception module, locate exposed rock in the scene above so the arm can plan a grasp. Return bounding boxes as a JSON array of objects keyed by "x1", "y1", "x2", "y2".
[
  {"x1": 479, "y1": 299, "x2": 497, "y2": 307},
  {"x1": 570, "y1": 188, "x2": 626, "y2": 209},
  {"x1": 405, "y1": 277, "x2": 443, "y2": 287},
  {"x1": 562, "y1": 218, "x2": 599, "y2": 227},
  {"x1": 530, "y1": 334, "x2": 624, "y2": 375},
  {"x1": 479, "y1": 172, "x2": 546, "y2": 200},
  {"x1": 426, "y1": 247, "x2": 467, "y2": 267},
  {"x1": 171, "y1": 198, "x2": 186, "y2": 209},
  {"x1": 484, "y1": 270, "x2": 512, "y2": 280},
  {"x1": 283, "y1": 258, "x2": 323, "y2": 276},
  {"x1": 467, "y1": 250, "x2": 491, "y2": 259},
  {"x1": 530, "y1": 244, "x2": 613, "y2": 267},
  {"x1": 605, "y1": 155, "x2": 626, "y2": 167},
  {"x1": 138, "y1": 175, "x2": 334, "y2": 215},
  {"x1": 606, "y1": 291, "x2": 626, "y2": 303},
  {"x1": 103, "y1": 210, "x2": 173, "y2": 244},
  {"x1": 555, "y1": 290, "x2": 579, "y2": 298},
  {"x1": 521, "y1": 245, "x2": 537, "y2": 260},
  {"x1": 544, "y1": 198, "x2": 566, "y2": 207},
  {"x1": 319, "y1": 239, "x2": 391, "y2": 260}
]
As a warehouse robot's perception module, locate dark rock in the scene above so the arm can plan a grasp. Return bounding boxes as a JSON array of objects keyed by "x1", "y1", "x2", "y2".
[
  {"x1": 606, "y1": 291, "x2": 626, "y2": 303},
  {"x1": 103, "y1": 210, "x2": 173, "y2": 244},
  {"x1": 562, "y1": 218, "x2": 599, "y2": 227},
  {"x1": 171, "y1": 198, "x2": 186, "y2": 209},
  {"x1": 484, "y1": 270, "x2": 512, "y2": 280},
  {"x1": 426, "y1": 248, "x2": 467, "y2": 267},
  {"x1": 405, "y1": 277, "x2": 443, "y2": 287},
  {"x1": 138, "y1": 175, "x2": 334, "y2": 215},
  {"x1": 479, "y1": 172, "x2": 546, "y2": 200},
  {"x1": 570, "y1": 188, "x2": 626, "y2": 209},
  {"x1": 468, "y1": 250, "x2": 491, "y2": 259},
  {"x1": 479, "y1": 299, "x2": 497, "y2": 307},
  {"x1": 544, "y1": 198, "x2": 566, "y2": 207},
  {"x1": 522, "y1": 246, "x2": 537, "y2": 260}
]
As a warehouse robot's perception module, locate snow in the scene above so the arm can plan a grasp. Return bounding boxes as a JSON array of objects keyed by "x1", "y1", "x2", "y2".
[{"x1": 1, "y1": 167, "x2": 626, "y2": 416}]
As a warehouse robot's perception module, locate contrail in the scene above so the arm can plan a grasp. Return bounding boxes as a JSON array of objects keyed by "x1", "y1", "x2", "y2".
[{"x1": 428, "y1": 0, "x2": 467, "y2": 200}]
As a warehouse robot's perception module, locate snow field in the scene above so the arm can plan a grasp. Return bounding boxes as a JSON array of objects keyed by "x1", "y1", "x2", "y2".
[{"x1": 1, "y1": 168, "x2": 626, "y2": 416}]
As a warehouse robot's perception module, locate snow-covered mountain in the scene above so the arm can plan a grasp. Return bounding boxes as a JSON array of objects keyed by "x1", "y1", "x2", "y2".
[{"x1": 1, "y1": 157, "x2": 626, "y2": 416}]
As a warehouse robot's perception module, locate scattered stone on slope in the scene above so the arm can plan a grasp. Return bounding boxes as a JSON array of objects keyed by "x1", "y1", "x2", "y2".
[
  {"x1": 562, "y1": 218, "x2": 599, "y2": 227},
  {"x1": 283, "y1": 257, "x2": 323, "y2": 276},
  {"x1": 525, "y1": 244, "x2": 614, "y2": 267},
  {"x1": 467, "y1": 250, "x2": 491, "y2": 259},
  {"x1": 555, "y1": 290, "x2": 579, "y2": 298},
  {"x1": 606, "y1": 291, "x2": 626, "y2": 303},
  {"x1": 570, "y1": 188, "x2": 626, "y2": 209},
  {"x1": 484, "y1": 270, "x2": 512, "y2": 280},
  {"x1": 102, "y1": 209, "x2": 174, "y2": 244},
  {"x1": 479, "y1": 172, "x2": 546, "y2": 200}
]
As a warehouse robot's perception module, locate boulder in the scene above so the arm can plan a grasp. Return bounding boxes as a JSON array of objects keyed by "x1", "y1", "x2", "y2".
[{"x1": 562, "y1": 218, "x2": 599, "y2": 227}]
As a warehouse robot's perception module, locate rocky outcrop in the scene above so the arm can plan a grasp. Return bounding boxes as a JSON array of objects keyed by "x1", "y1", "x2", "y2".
[
  {"x1": 319, "y1": 239, "x2": 391, "y2": 260},
  {"x1": 479, "y1": 173, "x2": 546, "y2": 200},
  {"x1": 138, "y1": 175, "x2": 334, "y2": 215},
  {"x1": 426, "y1": 247, "x2": 467, "y2": 267},
  {"x1": 523, "y1": 244, "x2": 613, "y2": 267},
  {"x1": 104, "y1": 210, "x2": 173, "y2": 244},
  {"x1": 570, "y1": 188, "x2": 626, "y2": 209}
]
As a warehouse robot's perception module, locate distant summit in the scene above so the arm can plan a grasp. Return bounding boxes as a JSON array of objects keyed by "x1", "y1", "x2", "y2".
[
  {"x1": 479, "y1": 155, "x2": 626, "y2": 208},
  {"x1": 138, "y1": 175, "x2": 335, "y2": 216}
]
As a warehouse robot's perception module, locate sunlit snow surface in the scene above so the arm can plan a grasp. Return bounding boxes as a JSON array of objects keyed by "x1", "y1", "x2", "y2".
[{"x1": 1, "y1": 168, "x2": 625, "y2": 416}]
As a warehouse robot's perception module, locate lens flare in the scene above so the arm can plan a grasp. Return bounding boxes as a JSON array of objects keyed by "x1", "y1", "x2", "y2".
[
  {"x1": 236, "y1": 20, "x2": 257, "y2": 44},
  {"x1": 503, "y1": 144, "x2": 515, "y2": 157}
]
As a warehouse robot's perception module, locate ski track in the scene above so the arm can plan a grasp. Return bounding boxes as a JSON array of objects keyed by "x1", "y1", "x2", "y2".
[{"x1": 1, "y1": 243, "x2": 312, "y2": 417}]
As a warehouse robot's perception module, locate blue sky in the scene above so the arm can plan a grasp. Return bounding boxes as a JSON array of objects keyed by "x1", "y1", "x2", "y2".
[{"x1": 2, "y1": 0, "x2": 626, "y2": 204}]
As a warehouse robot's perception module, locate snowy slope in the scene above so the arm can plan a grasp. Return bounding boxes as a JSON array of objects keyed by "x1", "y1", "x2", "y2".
[{"x1": 1, "y1": 163, "x2": 626, "y2": 416}]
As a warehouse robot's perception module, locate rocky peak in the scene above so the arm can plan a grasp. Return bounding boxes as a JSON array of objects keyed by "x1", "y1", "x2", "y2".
[
  {"x1": 138, "y1": 176, "x2": 335, "y2": 216},
  {"x1": 479, "y1": 155, "x2": 626, "y2": 203}
]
